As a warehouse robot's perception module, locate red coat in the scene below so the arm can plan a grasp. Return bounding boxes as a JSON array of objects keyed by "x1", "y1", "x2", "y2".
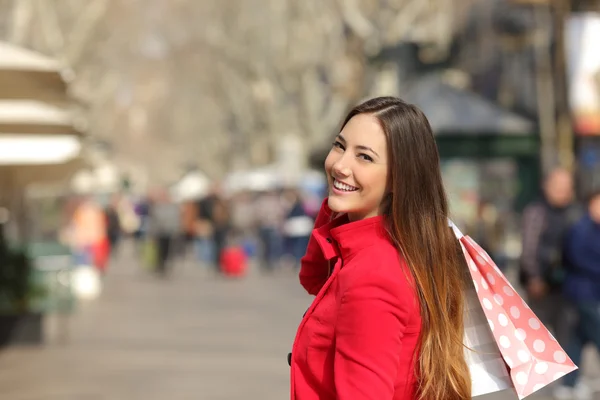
[{"x1": 291, "y1": 199, "x2": 422, "y2": 400}]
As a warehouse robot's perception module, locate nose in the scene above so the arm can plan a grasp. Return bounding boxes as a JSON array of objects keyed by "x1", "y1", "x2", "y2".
[{"x1": 332, "y1": 156, "x2": 351, "y2": 178}]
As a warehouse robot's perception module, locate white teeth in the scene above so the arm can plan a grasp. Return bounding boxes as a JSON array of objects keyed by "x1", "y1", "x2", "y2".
[{"x1": 333, "y1": 179, "x2": 357, "y2": 192}]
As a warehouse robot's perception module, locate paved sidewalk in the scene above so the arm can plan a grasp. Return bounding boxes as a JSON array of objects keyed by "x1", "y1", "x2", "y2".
[{"x1": 0, "y1": 252, "x2": 597, "y2": 399}]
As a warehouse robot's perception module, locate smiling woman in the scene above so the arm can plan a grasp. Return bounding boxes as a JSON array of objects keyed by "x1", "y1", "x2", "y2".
[{"x1": 290, "y1": 97, "x2": 471, "y2": 400}]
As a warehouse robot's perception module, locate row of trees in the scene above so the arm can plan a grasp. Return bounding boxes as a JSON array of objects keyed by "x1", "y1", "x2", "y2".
[{"x1": 0, "y1": 0, "x2": 470, "y2": 182}]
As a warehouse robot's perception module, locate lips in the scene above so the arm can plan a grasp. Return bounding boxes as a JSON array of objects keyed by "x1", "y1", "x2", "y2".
[{"x1": 333, "y1": 179, "x2": 358, "y2": 192}]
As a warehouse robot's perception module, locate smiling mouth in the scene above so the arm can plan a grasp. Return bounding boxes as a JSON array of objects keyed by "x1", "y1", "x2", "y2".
[{"x1": 333, "y1": 179, "x2": 359, "y2": 192}]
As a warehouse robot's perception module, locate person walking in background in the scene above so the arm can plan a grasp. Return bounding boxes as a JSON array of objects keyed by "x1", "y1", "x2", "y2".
[
  {"x1": 133, "y1": 196, "x2": 151, "y2": 243},
  {"x1": 180, "y1": 199, "x2": 199, "y2": 262},
  {"x1": 519, "y1": 168, "x2": 582, "y2": 345},
  {"x1": 290, "y1": 97, "x2": 471, "y2": 400},
  {"x1": 282, "y1": 189, "x2": 313, "y2": 269},
  {"x1": 196, "y1": 184, "x2": 231, "y2": 273},
  {"x1": 148, "y1": 188, "x2": 181, "y2": 277},
  {"x1": 211, "y1": 196, "x2": 231, "y2": 272},
  {"x1": 104, "y1": 194, "x2": 122, "y2": 259},
  {"x1": 255, "y1": 189, "x2": 285, "y2": 272},
  {"x1": 70, "y1": 195, "x2": 109, "y2": 273},
  {"x1": 554, "y1": 190, "x2": 600, "y2": 400},
  {"x1": 193, "y1": 196, "x2": 214, "y2": 267},
  {"x1": 230, "y1": 191, "x2": 257, "y2": 259}
]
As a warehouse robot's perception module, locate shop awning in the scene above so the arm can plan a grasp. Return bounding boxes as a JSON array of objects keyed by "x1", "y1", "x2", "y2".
[
  {"x1": 0, "y1": 100, "x2": 83, "y2": 135},
  {"x1": 402, "y1": 75, "x2": 535, "y2": 136},
  {"x1": 0, "y1": 41, "x2": 72, "y2": 103},
  {"x1": 0, "y1": 100, "x2": 84, "y2": 185},
  {"x1": 0, "y1": 134, "x2": 81, "y2": 166}
]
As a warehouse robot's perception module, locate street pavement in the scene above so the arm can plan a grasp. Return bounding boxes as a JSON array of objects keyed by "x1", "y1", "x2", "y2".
[{"x1": 0, "y1": 247, "x2": 598, "y2": 400}]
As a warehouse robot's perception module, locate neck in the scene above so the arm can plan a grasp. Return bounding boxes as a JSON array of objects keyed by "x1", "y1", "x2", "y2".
[
  {"x1": 348, "y1": 209, "x2": 380, "y2": 222},
  {"x1": 347, "y1": 212, "x2": 361, "y2": 222}
]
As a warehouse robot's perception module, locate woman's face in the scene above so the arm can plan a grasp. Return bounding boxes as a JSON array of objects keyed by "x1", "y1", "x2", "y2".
[{"x1": 324, "y1": 113, "x2": 388, "y2": 221}]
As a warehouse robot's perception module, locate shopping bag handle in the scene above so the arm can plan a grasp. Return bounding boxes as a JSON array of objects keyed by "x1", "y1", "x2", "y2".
[{"x1": 448, "y1": 219, "x2": 464, "y2": 239}]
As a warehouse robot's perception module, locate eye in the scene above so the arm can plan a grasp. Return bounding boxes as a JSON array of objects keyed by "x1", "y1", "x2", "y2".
[
  {"x1": 358, "y1": 153, "x2": 373, "y2": 162},
  {"x1": 332, "y1": 141, "x2": 345, "y2": 150}
]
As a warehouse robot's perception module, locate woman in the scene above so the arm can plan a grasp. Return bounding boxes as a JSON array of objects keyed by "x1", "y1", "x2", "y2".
[{"x1": 290, "y1": 97, "x2": 470, "y2": 400}]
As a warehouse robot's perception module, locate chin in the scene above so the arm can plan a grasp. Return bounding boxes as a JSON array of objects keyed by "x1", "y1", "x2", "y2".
[
  {"x1": 327, "y1": 196, "x2": 343, "y2": 212},
  {"x1": 327, "y1": 196, "x2": 354, "y2": 214}
]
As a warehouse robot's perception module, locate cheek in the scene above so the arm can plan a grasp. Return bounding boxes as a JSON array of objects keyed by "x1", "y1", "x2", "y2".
[
  {"x1": 324, "y1": 152, "x2": 336, "y2": 174},
  {"x1": 364, "y1": 170, "x2": 388, "y2": 197}
]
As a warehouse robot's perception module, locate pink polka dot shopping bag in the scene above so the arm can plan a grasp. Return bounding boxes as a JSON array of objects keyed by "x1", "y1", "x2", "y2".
[{"x1": 449, "y1": 220, "x2": 577, "y2": 399}]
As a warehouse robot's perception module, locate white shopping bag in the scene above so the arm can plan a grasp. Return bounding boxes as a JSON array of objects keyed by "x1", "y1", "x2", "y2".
[{"x1": 464, "y1": 281, "x2": 513, "y2": 397}]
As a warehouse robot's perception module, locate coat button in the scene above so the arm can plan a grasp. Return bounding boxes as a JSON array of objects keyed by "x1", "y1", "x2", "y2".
[{"x1": 287, "y1": 352, "x2": 292, "y2": 366}]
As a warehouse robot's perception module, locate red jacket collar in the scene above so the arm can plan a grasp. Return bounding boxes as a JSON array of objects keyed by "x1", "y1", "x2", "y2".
[{"x1": 313, "y1": 212, "x2": 389, "y2": 261}]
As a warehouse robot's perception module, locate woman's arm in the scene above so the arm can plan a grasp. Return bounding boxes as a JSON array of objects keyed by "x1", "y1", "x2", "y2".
[{"x1": 299, "y1": 198, "x2": 332, "y2": 295}]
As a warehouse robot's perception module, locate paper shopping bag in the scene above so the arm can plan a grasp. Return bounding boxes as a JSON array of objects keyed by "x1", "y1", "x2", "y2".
[
  {"x1": 463, "y1": 282, "x2": 513, "y2": 397},
  {"x1": 450, "y1": 220, "x2": 577, "y2": 399}
]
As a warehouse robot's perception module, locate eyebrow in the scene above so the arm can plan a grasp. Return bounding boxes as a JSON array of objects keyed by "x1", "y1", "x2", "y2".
[{"x1": 337, "y1": 134, "x2": 380, "y2": 158}]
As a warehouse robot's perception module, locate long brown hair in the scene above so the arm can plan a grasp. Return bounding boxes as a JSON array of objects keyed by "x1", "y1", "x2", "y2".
[{"x1": 341, "y1": 97, "x2": 471, "y2": 400}]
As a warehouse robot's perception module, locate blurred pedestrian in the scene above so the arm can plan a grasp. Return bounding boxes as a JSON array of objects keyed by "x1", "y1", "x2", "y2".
[
  {"x1": 282, "y1": 189, "x2": 313, "y2": 268},
  {"x1": 104, "y1": 194, "x2": 121, "y2": 258},
  {"x1": 519, "y1": 168, "x2": 582, "y2": 344},
  {"x1": 196, "y1": 185, "x2": 231, "y2": 273},
  {"x1": 554, "y1": 190, "x2": 600, "y2": 400},
  {"x1": 70, "y1": 195, "x2": 109, "y2": 273},
  {"x1": 148, "y1": 188, "x2": 181, "y2": 277},
  {"x1": 230, "y1": 191, "x2": 258, "y2": 258},
  {"x1": 133, "y1": 196, "x2": 151, "y2": 242},
  {"x1": 255, "y1": 190, "x2": 285, "y2": 272},
  {"x1": 211, "y1": 196, "x2": 231, "y2": 271}
]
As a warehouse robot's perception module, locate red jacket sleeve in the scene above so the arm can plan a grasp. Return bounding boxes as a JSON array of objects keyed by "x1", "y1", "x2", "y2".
[
  {"x1": 334, "y1": 265, "x2": 415, "y2": 400},
  {"x1": 299, "y1": 198, "x2": 332, "y2": 295}
]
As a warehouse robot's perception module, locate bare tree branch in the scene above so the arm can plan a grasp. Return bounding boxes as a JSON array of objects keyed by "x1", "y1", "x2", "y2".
[
  {"x1": 63, "y1": 0, "x2": 110, "y2": 65},
  {"x1": 0, "y1": 0, "x2": 464, "y2": 181},
  {"x1": 9, "y1": 0, "x2": 33, "y2": 45},
  {"x1": 36, "y1": 0, "x2": 64, "y2": 54}
]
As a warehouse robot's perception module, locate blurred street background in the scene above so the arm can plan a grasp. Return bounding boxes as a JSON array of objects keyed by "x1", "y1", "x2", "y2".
[
  {"x1": 1, "y1": 0, "x2": 600, "y2": 399},
  {"x1": 0, "y1": 247, "x2": 599, "y2": 400}
]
